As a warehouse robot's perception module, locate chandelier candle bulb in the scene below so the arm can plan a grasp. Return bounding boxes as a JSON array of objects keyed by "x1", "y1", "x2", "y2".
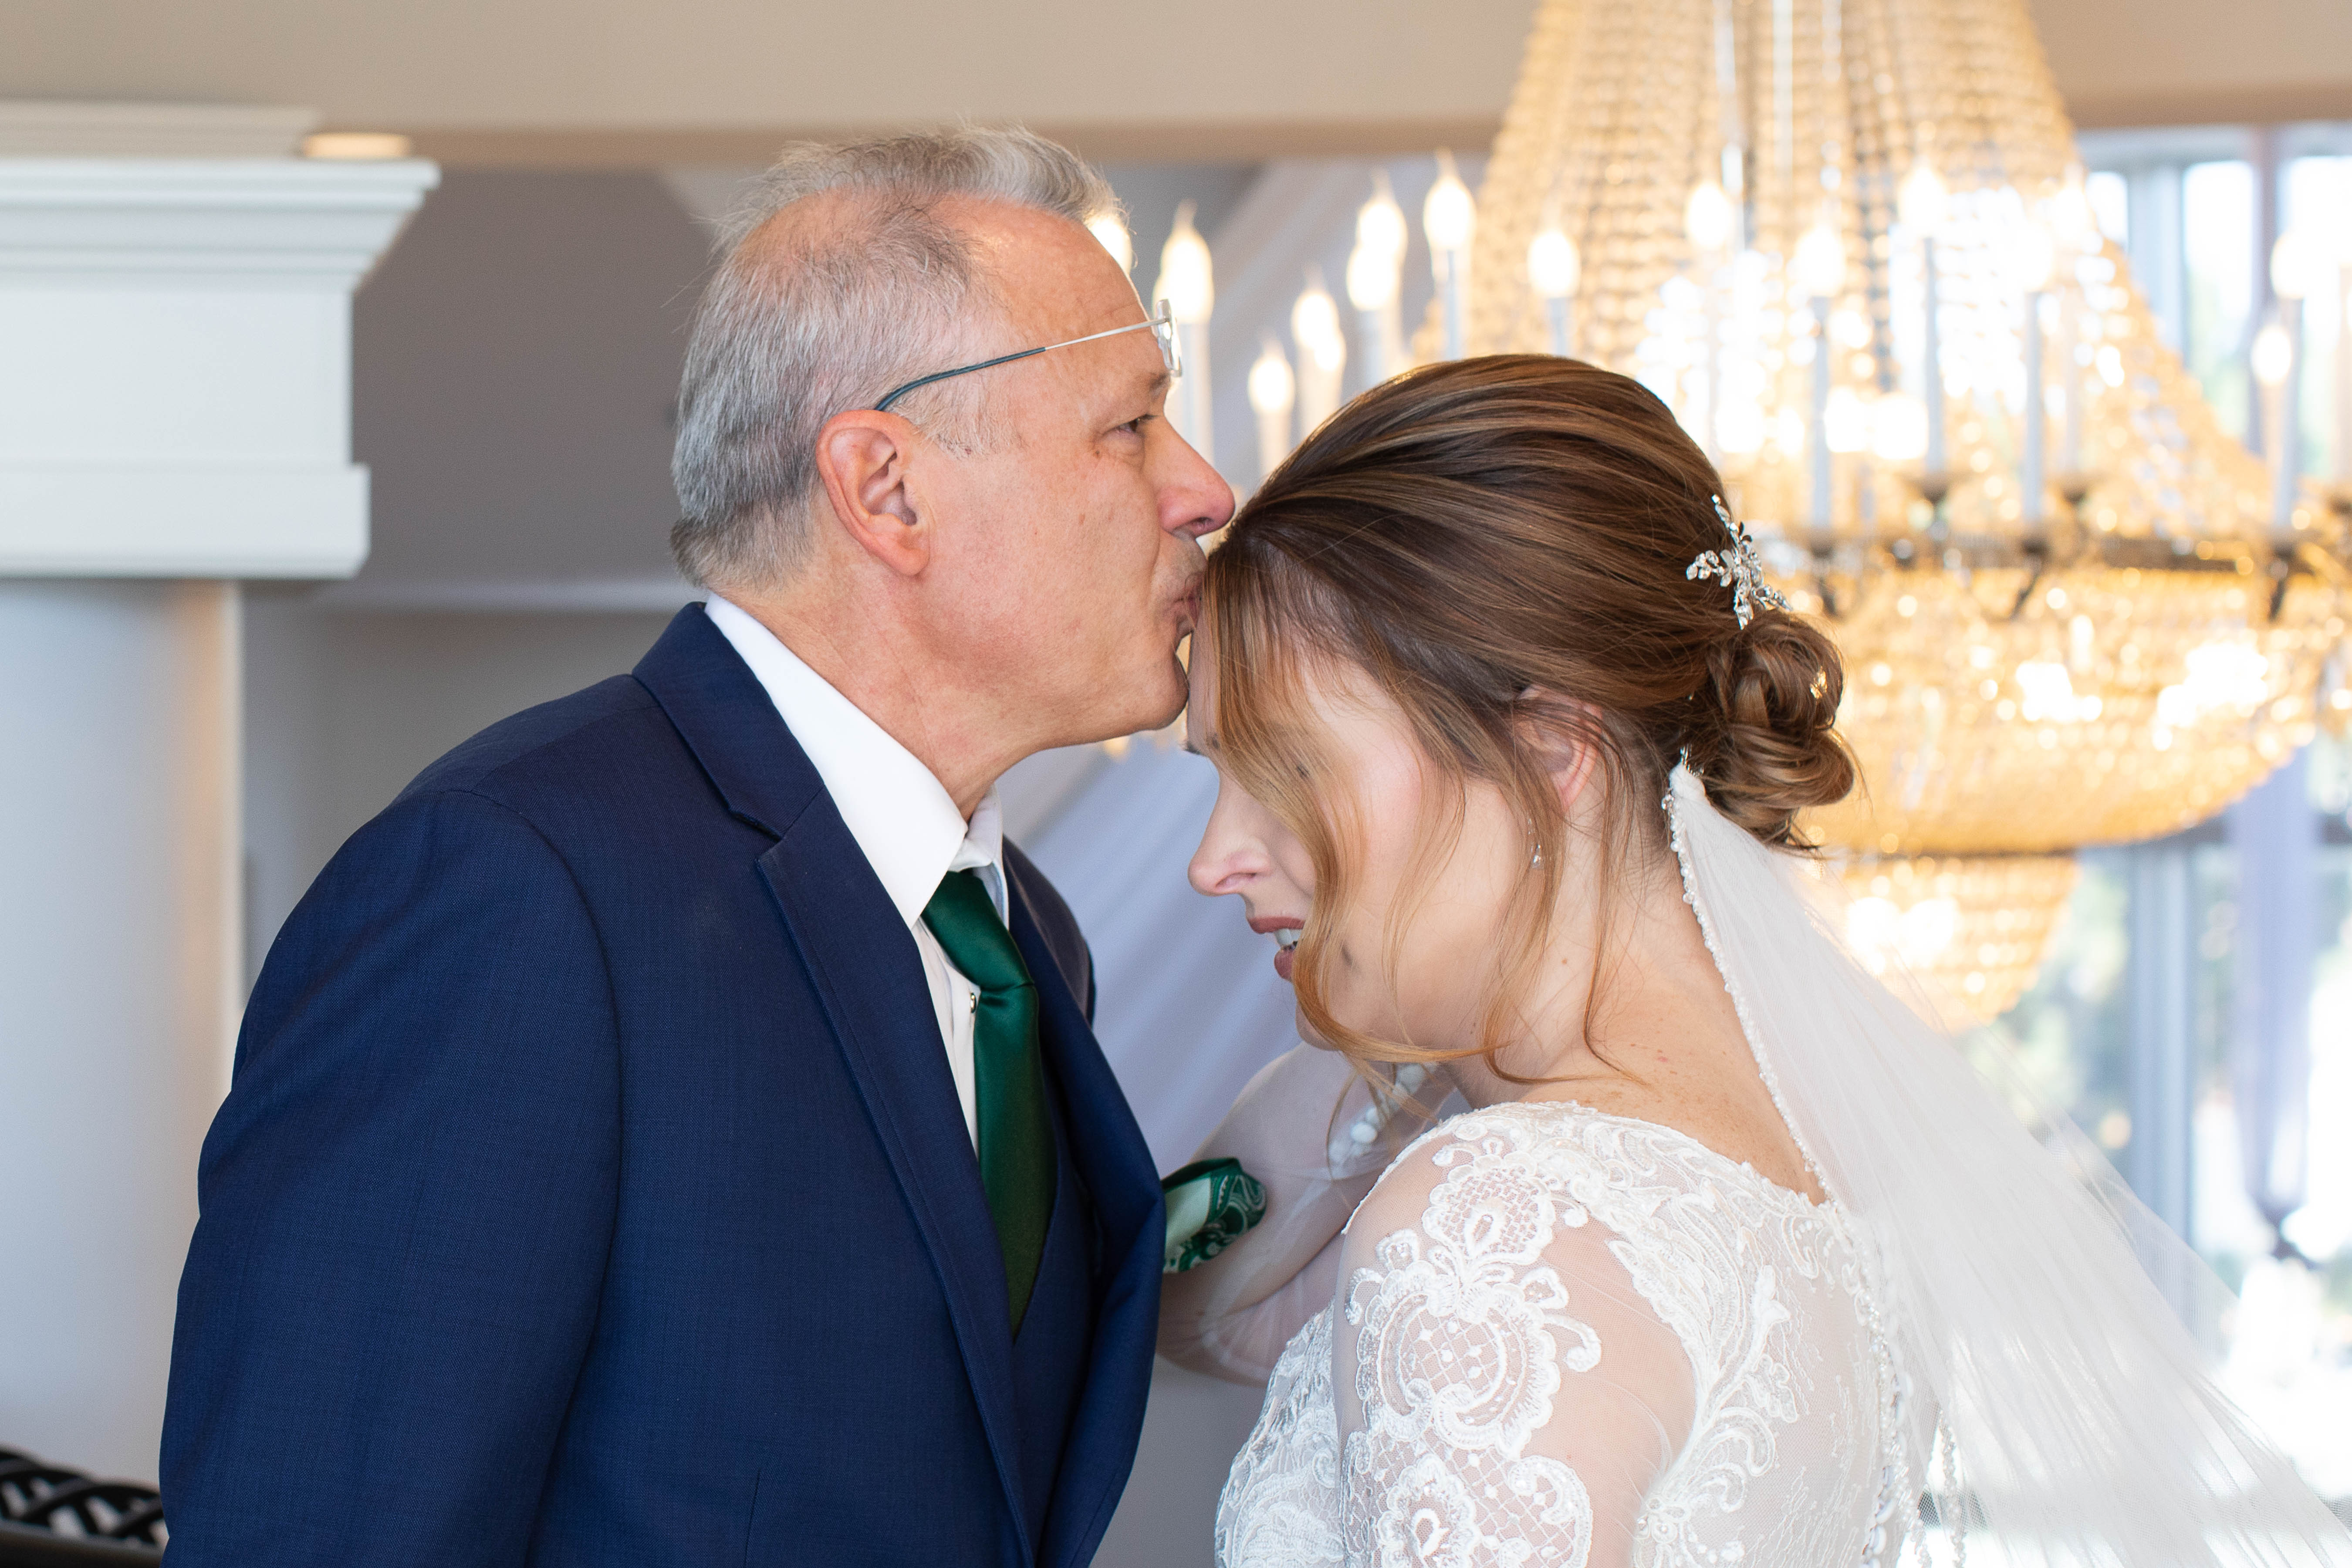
[
  {"x1": 1290, "y1": 269, "x2": 1345, "y2": 430},
  {"x1": 1425, "y1": 150, "x2": 1477, "y2": 361},
  {"x1": 1712, "y1": 285, "x2": 1731, "y2": 463},
  {"x1": 1155, "y1": 203, "x2": 1213, "y2": 322},
  {"x1": 1897, "y1": 162, "x2": 1950, "y2": 235},
  {"x1": 1923, "y1": 238, "x2": 1946, "y2": 477},
  {"x1": 1898, "y1": 164, "x2": 1951, "y2": 480},
  {"x1": 1687, "y1": 181, "x2": 1735, "y2": 460},
  {"x1": 1356, "y1": 170, "x2": 1408, "y2": 264},
  {"x1": 2271, "y1": 229, "x2": 2328, "y2": 307},
  {"x1": 1156, "y1": 203, "x2": 1215, "y2": 463},
  {"x1": 2267, "y1": 231, "x2": 2320, "y2": 520},
  {"x1": 2023, "y1": 289, "x2": 2048, "y2": 525},
  {"x1": 1686, "y1": 180, "x2": 1736, "y2": 255},
  {"x1": 1809, "y1": 295, "x2": 1835, "y2": 527},
  {"x1": 1527, "y1": 227, "x2": 1581, "y2": 358},
  {"x1": 1086, "y1": 212, "x2": 1133, "y2": 274},
  {"x1": 2051, "y1": 173, "x2": 2100, "y2": 256},
  {"x1": 2337, "y1": 264, "x2": 2352, "y2": 483},
  {"x1": 2254, "y1": 317, "x2": 2300, "y2": 530},
  {"x1": 1791, "y1": 220, "x2": 1846, "y2": 531},
  {"x1": 1524, "y1": 228, "x2": 1580, "y2": 359},
  {"x1": 2060, "y1": 298, "x2": 2085, "y2": 481},
  {"x1": 1791, "y1": 219, "x2": 1848, "y2": 300},
  {"x1": 1346, "y1": 236, "x2": 1398, "y2": 387},
  {"x1": 1248, "y1": 338, "x2": 1297, "y2": 488},
  {"x1": 1354, "y1": 172, "x2": 1409, "y2": 385}
]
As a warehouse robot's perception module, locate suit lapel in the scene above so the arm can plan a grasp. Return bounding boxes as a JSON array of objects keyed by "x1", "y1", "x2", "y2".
[
  {"x1": 634, "y1": 607, "x2": 1033, "y2": 1557},
  {"x1": 1004, "y1": 866, "x2": 1166, "y2": 1568},
  {"x1": 1004, "y1": 867, "x2": 1159, "y2": 1254},
  {"x1": 758, "y1": 829, "x2": 1033, "y2": 1554}
]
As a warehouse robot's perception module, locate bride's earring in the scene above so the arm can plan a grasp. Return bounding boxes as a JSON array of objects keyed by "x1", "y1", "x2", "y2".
[{"x1": 1526, "y1": 820, "x2": 1543, "y2": 868}]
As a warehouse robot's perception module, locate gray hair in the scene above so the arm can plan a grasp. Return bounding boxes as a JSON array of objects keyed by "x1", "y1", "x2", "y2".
[{"x1": 669, "y1": 126, "x2": 1119, "y2": 590}]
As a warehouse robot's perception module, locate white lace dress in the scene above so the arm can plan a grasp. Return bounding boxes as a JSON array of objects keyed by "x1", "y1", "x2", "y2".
[{"x1": 1212, "y1": 1100, "x2": 1916, "y2": 1568}]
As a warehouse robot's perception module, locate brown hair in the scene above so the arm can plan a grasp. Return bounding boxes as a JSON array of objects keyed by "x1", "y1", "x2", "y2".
[{"x1": 1202, "y1": 354, "x2": 1854, "y2": 1077}]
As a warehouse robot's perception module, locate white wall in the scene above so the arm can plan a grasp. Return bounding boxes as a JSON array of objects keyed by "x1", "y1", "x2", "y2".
[
  {"x1": 1095, "y1": 1363, "x2": 1267, "y2": 1568},
  {"x1": 0, "y1": 582, "x2": 237, "y2": 1484},
  {"x1": 242, "y1": 601, "x2": 689, "y2": 966}
]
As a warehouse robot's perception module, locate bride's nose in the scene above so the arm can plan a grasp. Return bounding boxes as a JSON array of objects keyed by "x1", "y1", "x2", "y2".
[{"x1": 1189, "y1": 788, "x2": 1268, "y2": 898}]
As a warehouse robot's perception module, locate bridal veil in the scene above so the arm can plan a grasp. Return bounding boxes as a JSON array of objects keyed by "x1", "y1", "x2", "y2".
[{"x1": 1666, "y1": 761, "x2": 2350, "y2": 1565}]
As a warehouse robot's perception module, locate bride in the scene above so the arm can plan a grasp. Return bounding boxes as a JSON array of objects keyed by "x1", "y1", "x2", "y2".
[{"x1": 1160, "y1": 355, "x2": 2351, "y2": 1566}]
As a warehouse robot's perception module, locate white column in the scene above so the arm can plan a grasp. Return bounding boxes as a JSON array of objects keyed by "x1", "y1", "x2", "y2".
[{"x1": 0, "y1": 104, "x2": 434, "y2": 1483}]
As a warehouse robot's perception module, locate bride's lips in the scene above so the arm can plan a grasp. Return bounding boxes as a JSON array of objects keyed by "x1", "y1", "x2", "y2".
[{"x1": 1248, "y1": 915, "x2": 1303, "y2": 982}]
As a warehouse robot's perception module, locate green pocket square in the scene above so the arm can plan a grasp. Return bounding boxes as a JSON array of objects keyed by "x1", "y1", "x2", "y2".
[{"x1": 1161, "y1": 1157, "x2": 1268, "y2": 1274}]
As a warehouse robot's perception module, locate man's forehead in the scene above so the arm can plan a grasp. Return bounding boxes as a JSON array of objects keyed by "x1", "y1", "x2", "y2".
[{"x1": 948, "y1": 195, "x2": 1145, "y2": 340}]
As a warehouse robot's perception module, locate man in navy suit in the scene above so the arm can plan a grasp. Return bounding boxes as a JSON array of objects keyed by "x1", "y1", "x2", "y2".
[{"x1": 161, "y1": 127, "x2": 1232, "y2": 1566}]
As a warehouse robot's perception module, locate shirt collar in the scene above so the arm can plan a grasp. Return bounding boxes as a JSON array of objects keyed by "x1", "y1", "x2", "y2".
[{"x1": 706, "y1": 596, "x2": 1004, "y2": 927}]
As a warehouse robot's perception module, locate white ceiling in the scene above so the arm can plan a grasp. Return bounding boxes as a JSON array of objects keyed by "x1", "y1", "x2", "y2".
[
  {"x1": 3, "y1": 0, "x2": 1531, "y2": 164},
  {"x1": 5, "y1": 0, "x2": 2347, "y2": 168}
]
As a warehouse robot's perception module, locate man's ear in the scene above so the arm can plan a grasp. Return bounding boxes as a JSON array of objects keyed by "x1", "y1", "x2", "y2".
[
  {"x1": 1517, "y1": 686, "x2": 1600, "y2": 815},
  {"x1": 812, "y1": 409, "x2": 929, "y2": 578}
]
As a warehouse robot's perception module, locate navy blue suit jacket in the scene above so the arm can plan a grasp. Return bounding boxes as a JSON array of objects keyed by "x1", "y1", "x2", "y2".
[{"x1": 162, "y1": 605, "x2": 1165, "y2": 1566}]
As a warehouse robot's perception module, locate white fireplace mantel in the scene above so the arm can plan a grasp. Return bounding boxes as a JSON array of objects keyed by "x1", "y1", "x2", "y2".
[{"x1": 0, "y1": 144, "x2": 438, "y2": 578}]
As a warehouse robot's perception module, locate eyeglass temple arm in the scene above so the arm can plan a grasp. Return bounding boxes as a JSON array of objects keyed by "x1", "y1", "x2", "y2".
[
  {"x1": 872, "y1": 307, "x2": 1177, "y2": 414},
  {"x1": 873, "y1": 346, "x2": 1051, "y2": 414}
]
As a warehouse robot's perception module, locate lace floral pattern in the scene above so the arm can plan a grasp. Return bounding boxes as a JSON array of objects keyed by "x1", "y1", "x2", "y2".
[
  {"x1": 1217, "y1": 1102, "x2": 1908, "y2": 1568},
  {"x1": 1217, "y1": 1304, "x2": 1348, "y2": 1565}
]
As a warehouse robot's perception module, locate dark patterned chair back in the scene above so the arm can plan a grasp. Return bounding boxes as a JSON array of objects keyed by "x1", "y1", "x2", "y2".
[{"x1": 0, "y1": 1448, "x2": 163, "y2": 1566}]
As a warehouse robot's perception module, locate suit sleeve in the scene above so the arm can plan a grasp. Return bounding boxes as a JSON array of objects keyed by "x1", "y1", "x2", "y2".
[{"x1": 161, "y1": 788, "x2": 620, "y2": 1567}]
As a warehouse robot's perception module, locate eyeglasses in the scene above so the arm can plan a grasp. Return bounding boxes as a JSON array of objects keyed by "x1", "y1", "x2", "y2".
[{"x1": 871, "y1": 300, "x2": 1182, "y2": 414}]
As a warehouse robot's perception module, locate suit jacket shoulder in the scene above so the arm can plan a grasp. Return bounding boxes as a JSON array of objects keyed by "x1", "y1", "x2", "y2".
[{"x1": 392, "y1": 673, "x2": 666, "y2": 811}]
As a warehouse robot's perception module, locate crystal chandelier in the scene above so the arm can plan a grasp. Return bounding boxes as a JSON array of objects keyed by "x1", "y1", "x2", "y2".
[{"x1": 1446, "y1": 0, "x2": 2352, "y2": 1022}]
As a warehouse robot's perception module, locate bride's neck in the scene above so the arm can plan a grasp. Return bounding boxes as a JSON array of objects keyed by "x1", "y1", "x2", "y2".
[{"x1": 1440, "y1": 848, "x2": 1730, "y2": 1111}]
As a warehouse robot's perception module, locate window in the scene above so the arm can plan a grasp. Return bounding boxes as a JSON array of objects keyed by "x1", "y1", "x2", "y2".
[{"x1": 2024, "y1": 122, "x2": 2352, "y2": 1500}]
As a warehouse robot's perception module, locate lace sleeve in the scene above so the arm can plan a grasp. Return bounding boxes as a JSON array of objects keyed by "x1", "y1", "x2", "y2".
[{"x1": 1330, "y1": 1125, "x2": 1693, "y2": 1568}]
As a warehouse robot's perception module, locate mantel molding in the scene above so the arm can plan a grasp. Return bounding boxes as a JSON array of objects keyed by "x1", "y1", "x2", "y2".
[
  {"x1": 0, "y1": 158, "x2": 440, "y2": 289},
  {"x1": 0, "y1": 132, "x2": 438, "y2": 579}
]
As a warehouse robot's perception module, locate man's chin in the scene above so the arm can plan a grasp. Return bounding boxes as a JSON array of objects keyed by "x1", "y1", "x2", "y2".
[
  {"x1": 1118, "y1": 682, "x2": 1187, "y2": 741},
  {"x1": 1050, "y1": 667, "x2": 1185, "y2": 751}
]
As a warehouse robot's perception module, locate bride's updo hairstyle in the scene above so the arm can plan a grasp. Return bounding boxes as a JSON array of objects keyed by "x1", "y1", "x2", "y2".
[{"x1": 1202, "y1": 353, "x2": 1855, "y2": 1071}]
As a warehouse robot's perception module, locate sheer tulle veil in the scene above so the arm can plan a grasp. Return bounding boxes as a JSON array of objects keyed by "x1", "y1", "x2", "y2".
[{"x1": 1664, "y1": 762, "x2": 2351, "y2": 1566}]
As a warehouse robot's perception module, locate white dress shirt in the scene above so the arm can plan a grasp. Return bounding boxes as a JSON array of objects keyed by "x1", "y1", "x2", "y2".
[{"x1": 707, "y1": 595, "x2": 1004, "y2": 1148}]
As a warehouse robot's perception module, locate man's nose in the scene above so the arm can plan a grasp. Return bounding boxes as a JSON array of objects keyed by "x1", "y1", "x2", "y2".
[{"x1": 1164, "y1": 435, "x2": 1235, "y2": 541}]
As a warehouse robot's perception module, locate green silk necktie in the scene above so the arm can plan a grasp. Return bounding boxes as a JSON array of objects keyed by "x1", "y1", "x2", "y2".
[{"x1": 922, "y1": 868, "x2": 1057, "y2": 1335}]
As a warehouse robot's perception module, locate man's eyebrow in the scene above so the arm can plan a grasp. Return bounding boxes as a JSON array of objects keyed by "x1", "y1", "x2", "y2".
[{"x1": 1141, "y1": 367, "x2": 1174, "y2": 406}]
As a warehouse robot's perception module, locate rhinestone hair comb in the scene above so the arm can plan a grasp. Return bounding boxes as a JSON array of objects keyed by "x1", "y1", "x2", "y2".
[{"x1": 1686, "y1": 495, "x2": 1790, "y2": 630}]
